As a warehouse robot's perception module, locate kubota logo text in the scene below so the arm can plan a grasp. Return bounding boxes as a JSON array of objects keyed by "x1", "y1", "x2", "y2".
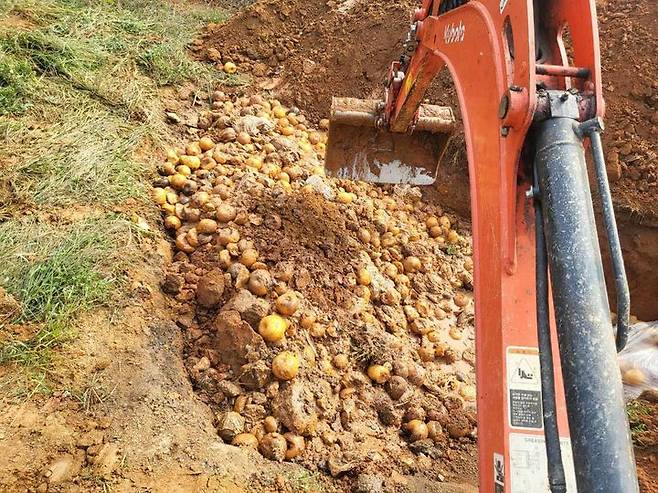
[{"x1": 444, "y1": 21, "x2": 465, "y2": 44}]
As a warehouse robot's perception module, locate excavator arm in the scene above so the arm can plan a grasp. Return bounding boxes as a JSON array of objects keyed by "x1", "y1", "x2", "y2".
[{"x1": 325, "y1": 0, "x2": 639, "y2": 491}]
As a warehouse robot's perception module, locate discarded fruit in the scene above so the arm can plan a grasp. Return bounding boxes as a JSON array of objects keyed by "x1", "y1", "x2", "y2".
[
  {"x1": 259, "y1": 433, "x2": 287, "y2": 461},
  {"x1": 272, "y1": 351, "x2": 300, "y2": 380},
  {"x1": 258, "y1": 314, "x2": 288, "y2": 343},
  {"x1": 232, "y1": 433, "x2": 259, "y2": 448},
  {"x1": 367, "y1": 365, "x2": 391, "y2": 384},
  {"x1": 284, "y1": 433, "x2": 305, "y2": 459},
  {"x1": 406, "y1": 419, "x2": 429, "y2": 442},
  {"x1": 623, "y1": 368, "x2": 646, "y2": 385},
  {"x1": 275, "y1": 292, "x2": 299, "y2": 316}
]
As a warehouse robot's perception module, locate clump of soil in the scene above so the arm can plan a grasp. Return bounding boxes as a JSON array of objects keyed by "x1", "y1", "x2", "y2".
[{"x1": 154, "y1": 91, "x2": 478, "y2": 483}]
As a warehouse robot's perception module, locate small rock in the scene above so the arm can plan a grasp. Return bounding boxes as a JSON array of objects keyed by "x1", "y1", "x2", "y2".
[
  {"x1": 239, "y1": 360, "x2": 271, "y2": 389},
  {"x1": 376, "y1": 399, "x2": 401, "y2": 427},
  {"x1": 161, "y1": 273, "x2": 183, "y2": 295},
  {"x1": 259, "y1": 433, "x2": 287, "y2": 461},
  {"x1": 217, "y1": 380, "x2": 242, "y2": 398},
  {"x1": 0, "y1": 287, "x2": 21, "y2": 322},
  {"x1": 327, "y1": 455, "x2": 358, "y2": 477},
  {"x1": 409, "y1": 438, "x2": 442, "y2": 458},
  {"x1": 92, "y1": 443, "x2": 120, "y2": 479},
  {"x1": 214, "y1": 310, "x2": 265, "y2": 371},
  {"x1": 302, "y1": 58, "x2": 316, "y2": 74},
  {"x1": 197, "y1": 270, "x2": 225, "y2": 308},
  {"x1": 639, "y1": 389, "x2": 658, "y2": 403},
  {"x1": 216, "y1": 411, "x2": 245, "y2": 442},
  {"x1": 206, "y1": 47, "x2": 222, "y2": 62},
  {"x1": 446, "y1": 415, "x2": 472, "y2": 439},
  {"x1": 46, "y1": 454, "x2": 81, "y2": 484},
  {"x1": 353, "y1": 474, "x2": 384, "y2": 493},
  {"x1": 607, "y1": 151, "x2": 622, "y2": 182},
  {"x1": 252, "y1": 62, "x2": 269, "y2": 77},
  {"x1": 271, "y1": 381, "x2": 318, "y2": 434},
  {"x1": 165, "y1": 112, "x2": 181, "y2": 123},
  {"x1": 193, "y1": 356, "x2": 211, "y2": 372},
  {"x1": 222, "y1": 289, "x2": 270, "y2": 328}
]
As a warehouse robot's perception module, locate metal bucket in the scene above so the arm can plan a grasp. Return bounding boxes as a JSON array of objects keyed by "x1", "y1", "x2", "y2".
[{"x1": 325, "y1": 97, "x2": 455, "y2": 185}]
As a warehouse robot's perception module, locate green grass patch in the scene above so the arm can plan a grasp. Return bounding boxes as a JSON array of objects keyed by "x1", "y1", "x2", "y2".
[
  {"x1": 4, "y1": 0, "x2": 230, "y2": 89},
  {"x1": 627, "y1": 399, "x2": 651, "y2": 438},
  {"x1": 0, "y1": 52, "x2": 36, "y2": 115},
  {"x1": 0, "y1": 322, "x2": 70, "y2": 368},
  {"x1": 0, "y1": 217, "x2": 121, "y2": 322},
  {"x1": 8, "y1": 85, "x2": 150, "y2": 206},
  {"x1": 0, "y1": 216, "x2": 135, "y2": 390},
  {"x1": 0, "y1": 0, "x2": 233, "y2": 208}
]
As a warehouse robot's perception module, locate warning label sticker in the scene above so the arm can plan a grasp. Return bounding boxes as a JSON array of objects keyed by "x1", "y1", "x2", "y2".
[
  {"x1": 507, "y1": 347, "x2": 543, "y2": 429},
  {"x1": 509, "y1": 433, "x2": 578, "y2": 492}
]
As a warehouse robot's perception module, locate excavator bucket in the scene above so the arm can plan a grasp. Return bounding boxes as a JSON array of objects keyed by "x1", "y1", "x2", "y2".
[{"x1": 325, "y1": 97, "x2": 455, "y2": 185}]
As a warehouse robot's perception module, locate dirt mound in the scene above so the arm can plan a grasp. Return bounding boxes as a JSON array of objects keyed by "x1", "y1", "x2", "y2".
[
  {"x1": 197, "y1": 0, "x2": 423, "y2": 115},
  {"x1": 153, "y1": 92, "x2": 478, "y2": 486},
  {"x1": 199, "y1": 0, "x2": 656, "y2": 214}
]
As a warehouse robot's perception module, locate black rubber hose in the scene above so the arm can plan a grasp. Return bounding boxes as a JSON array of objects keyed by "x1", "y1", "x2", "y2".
[
  {"x1": 533, "y1": 167, "x2": 567, "y2": 493},
  {"x1": 584, "y1": 123, "x2": 630, "y2": 351}
]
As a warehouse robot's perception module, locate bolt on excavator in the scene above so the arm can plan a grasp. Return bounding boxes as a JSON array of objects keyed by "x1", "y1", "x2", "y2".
[{"x1": 325, "y1": 0, "x2": 639, "y2": 491}]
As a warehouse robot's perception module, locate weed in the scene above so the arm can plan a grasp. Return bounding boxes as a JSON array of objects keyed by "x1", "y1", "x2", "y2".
[
  {"x1": 0, "y1": 53, "x2": 36, "y2": 114},
  {"x1": 286, "y1": 470, "x2": 324, "y2": 492},
  {"x1": 444, "y1": 244, "x2": 459, "y2": 256},
  {"x1": 0, "y1": 321, "x2": 70, "y2": 367},
  {"x1": 627, "y1": 399, "x2": 651, "y2": 429},
  {"x1": 68, "y1": 371, "x2": 117, "y2": 411},
  {"x1": 0, "y1": 219, "x2": 116, "y2": 322}
]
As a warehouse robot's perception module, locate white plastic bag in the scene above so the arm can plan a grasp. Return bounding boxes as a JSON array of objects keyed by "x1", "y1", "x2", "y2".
[{"x1": 617, "y1": 321, "x2": 658, "y2": 400}]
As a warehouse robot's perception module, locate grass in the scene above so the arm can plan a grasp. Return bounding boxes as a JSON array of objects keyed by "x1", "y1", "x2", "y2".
[
  {"x1": 627, "y1": 399, "x2": 651, "y2": 438},
  {"x1": 0, "y1": 0, "x2": 233, "y2": 396},
  {"x1": 0, "y1": 217, "x2": 131, "y2": 376},
  {"x1": 0, "y1": 0, "x2": 236, "y2": 207},
  {"x1": 0, "y1": 53, "x2": 36, "y2": 115},
  {"x1": 0, "y1": 219, "x2": 118, "y2": 322}
]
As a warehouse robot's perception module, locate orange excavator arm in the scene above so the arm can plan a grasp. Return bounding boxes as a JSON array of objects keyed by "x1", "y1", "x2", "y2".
[{"x1": 326, "y1": 1, "x2": 638, "y2": 491}]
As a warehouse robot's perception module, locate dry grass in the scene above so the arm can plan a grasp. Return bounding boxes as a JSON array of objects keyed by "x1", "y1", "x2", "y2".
[{"x1": 0, "y1": 0, "x2": 236, "y2": 395}]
